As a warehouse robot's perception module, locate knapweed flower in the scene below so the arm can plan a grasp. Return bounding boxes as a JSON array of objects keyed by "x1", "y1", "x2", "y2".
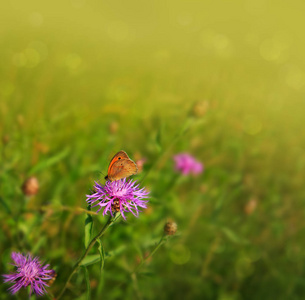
[
  {"x1": 173, "y1": 153, "x2": 203, "y2": 176},
  {"x1": 136, "y1": 158, "x2": 147, "y2": 173},
  {"x1": 3, "y1": 252, "x2": 55, "y2": 296},
  {"x1": 86, "y1": 178, "x2": 149, "y2": 220}
]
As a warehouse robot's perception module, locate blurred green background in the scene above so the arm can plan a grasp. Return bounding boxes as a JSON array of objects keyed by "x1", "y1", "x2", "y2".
[{"x1": 1, "y1": 0, "x2": 305, "y2": 299}]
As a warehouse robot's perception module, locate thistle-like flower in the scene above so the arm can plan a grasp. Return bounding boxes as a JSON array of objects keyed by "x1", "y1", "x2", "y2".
[
  {"x1": 3, "y1": 252, "x2": 55, "y2": 296},
  {"x1": 86, "y1": 178, "x2": 149, "y2": 220},
  {"x1": 173, "y1": 153, "x2": 203, "y2": 175}
]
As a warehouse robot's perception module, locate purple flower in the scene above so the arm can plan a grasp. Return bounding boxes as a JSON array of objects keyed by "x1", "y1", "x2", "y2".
[
  {"x1": 86, "y1": 178, "x2": 149, "y2": 220},
  {"x1": 3, "y1": 252, "x2": 55, "y2": 296},
  {"x1": 173, "y1": 153, "x2": 203, "y2": 176}
]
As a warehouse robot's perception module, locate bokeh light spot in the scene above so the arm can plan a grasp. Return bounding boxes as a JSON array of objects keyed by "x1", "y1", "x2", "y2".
[
  {"x1": 65, "y1": 53, "x2": 82, "y2": 71},
  {"x1": 107, "y1": 22, "x2": 133, "y2": 42},
  {"x1": 153, "y1": 49, "x2": 171, "y2": 63},
  {"x1": 177, "y1": 14, "x2": 193, "y2": 26},
  {"x1": 235, "y1": 256, "x2": 254, "y2": 278},
  {"x1": 12, "y1": 42, "x2": 47, "y2": 68},
  {"x1": 214, "y1": 35, "x2": 230, "y2": 51},
  {"x1": 244, "y1": 0, "x2": 266, "y2": 15},
  {"x1": 28, "y1": 41, "x2": 48, "y2": 61},
  {"x1": 24, "y1": 48, "x2": 40, "y2": 68},
  {"x1": 245, "y1": 31, "x2": 260, "y2": 46},
  {"x1": 243, "y1": 115, "x2": 263, "y2": 135},
  {"x1": 0, "y1": 81, "x2": 15, "y2": 98},
  {"x1": 12, "y1": 53, "x2": 27, "y2": 67},
  {"x1": 260, "y1": 32, "x2": 291, "y2": 63},
  {"x1": 29, "y1": 12, "x2": 44, "y2": 27},
  {"x1": 247, "y1": 248, "x2": 262, "y2": 262},
  {"x1": 260, "y1": 39, "x2": 282, "y2": 62},
  {"x1": 286, "y1": 245, "x2": 304, "y2": 262},
  {"x1": 70, "y1": 0, "x2": 86, "y2": 9},
  {"x1": 169, "y1": 244, "x2": 191, "y2": 265},
  {"x1": 285, "y1": 65, "x2": 305, "y2": 90},
  {"x1": 201, "y1": 30, "x2": 233, "y2": 57}
]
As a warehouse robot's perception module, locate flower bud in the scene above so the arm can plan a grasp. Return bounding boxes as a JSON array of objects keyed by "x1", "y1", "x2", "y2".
[
  {"x1": 109, "y1": 121, "x2": 119, "y2": 134},
  {"x1": 22, "y1": 176, "x2": 39, "y2": 196},
  {"x1": 164, "y1": 221, "x2": 177, "y2": 236},
  {"x1": 192, "y1": 100, "x2": 209, "y2": 117},
  {"x1": 2, "y1": 134, "x2": 9, "y2": 145},
  {"x1": 244, "y1": 197, "x2": 258, "y2": 215},
  {"x1": 199, "y1": 184, "x2": 209, "y2": 194},
  {"x1": 17, "y1": 114, "x2": 25, "y2": 127}
]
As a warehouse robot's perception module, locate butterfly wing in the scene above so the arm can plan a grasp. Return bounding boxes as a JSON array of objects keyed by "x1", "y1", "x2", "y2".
[
  {"x1": 107, "y1": 159, "x2": 138, "y2": 181},
  {"x1": 109, "y1": 151, "x2": 130, "y2": 163},
  {"x1": 105, "y1": 151, "x2": 130, "y2": 180}
]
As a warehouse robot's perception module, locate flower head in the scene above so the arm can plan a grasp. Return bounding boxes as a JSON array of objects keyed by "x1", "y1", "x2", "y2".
[
  {"x1": 136, "y1": 158, "x2": 147, "y2": 173},
  {"x1": 86, "y1": 178, "x2": 149, "y2": 220},
  {"x1": 21, "y1": 176, "x2": 39, "y2": 196},
  {"x1": 3, "y1": 252, "x2": 55, "y2": 296},
  {"x1": 173, "y1": 153, "x2": 203, "y2": 176},
  {"x1": 164, "y1": 221, "x2": 178, "y2": 235},
  {"x1": 192, "y1": 100, "x2": 209, "y2": 117}
]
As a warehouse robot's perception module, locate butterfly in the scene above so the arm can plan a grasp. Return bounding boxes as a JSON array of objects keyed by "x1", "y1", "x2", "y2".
[
  {"x1": 44, "y1": 271, "x2": 57, "y2": 286},
  {"x1": 104, "y1": 150, "x2": 138, "y2": 181}
]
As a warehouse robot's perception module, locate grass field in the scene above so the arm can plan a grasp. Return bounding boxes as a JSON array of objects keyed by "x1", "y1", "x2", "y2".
[{"x1": 1, "y1": 0, "x2": 305, "y2": 299}]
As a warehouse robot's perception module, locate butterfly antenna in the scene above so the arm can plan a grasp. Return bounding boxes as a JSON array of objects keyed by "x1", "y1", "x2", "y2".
[{"x1": 99, "y1": 171, "x2": 106, "y2": 177}]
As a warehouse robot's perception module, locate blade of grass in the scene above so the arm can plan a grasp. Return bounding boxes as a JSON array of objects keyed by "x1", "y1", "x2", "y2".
[
  {"x1": 83, "y1": 266, "x2": 91, "y2": 300},
  {"x1": 84, "y1": 205, "x2": 93, "y2": 248}
]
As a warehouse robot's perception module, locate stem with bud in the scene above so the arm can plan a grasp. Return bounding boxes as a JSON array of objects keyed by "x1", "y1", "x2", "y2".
[{"x1": 56, "y1": 213, "x2": 121, "y2": 299}]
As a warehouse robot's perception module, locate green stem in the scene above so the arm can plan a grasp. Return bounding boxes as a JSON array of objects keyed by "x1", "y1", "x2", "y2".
[
  {"x1": 56, "y1": 213, "x2": 120, "y2": 299},
  {"x1": 130, "y1": 236, "x2": 167, "y2": 300},
  {"x1": 46, "y1": 290, "x2": 55, "y2": 300},
  {"x1": 140, "y1": 117, "x2": 195, "y2": 185},
  {"x1": 132, "y1": 235, "x2": 167, "y2": 274}
]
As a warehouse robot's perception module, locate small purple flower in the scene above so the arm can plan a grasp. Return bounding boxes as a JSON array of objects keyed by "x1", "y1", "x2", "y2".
[
  {"x1": 86, "y1": 178, "x2": 149, "y2": 220},
  {"x1": 173, "y1": 153, "x2": 203, "y2": 176},
  {"x1": 3, "y1": 252, "x2": 55, "y2": 296}
]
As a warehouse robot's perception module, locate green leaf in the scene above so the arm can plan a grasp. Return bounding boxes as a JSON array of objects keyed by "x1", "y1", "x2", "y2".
[
  {"x1": 178, "y1": 117, "x2": 194, "y2": 137},
  {"x1": 221, "y1": 227, "x2": 247, "y2": 245},
  {"x1": 32, "y1": 236, "x2": 47, "y2": 254},
  {"x1": 138, "y1": 271, "x2": 156, "y2": 277},
  {"x1": 155, "y1": 126, "x2": 163, "y2": 152},
  {"x1": 0, "y1": 196, "x2": 11, "y2": 214},
  {"x1": 83, "y1": 266, "x2": 91, "y2": 300},
  {"x1": 133, "y1": 243, "x2": 143, "y2": 259},
  {"x1": 97, "y1": 239, "x2": 105, "y2": 274},
  {"x1": 84, "y1": 205, "x2": 93, "y2": 248},
  {"x1": 80, "y1": 245, "x2": 126, "y2": 267},
  {"x1": 107, "y1": 245, "x2": 127, "y2": 257},
  {"x1": 80, "y1": 254, "x2": 101, "y2": 267},
  {"x1": 80, "y1": 245, "x2": 127, "y2": 267},
  {"x1": 29, "y1": 147, "x2": 70, "y2": 174}
]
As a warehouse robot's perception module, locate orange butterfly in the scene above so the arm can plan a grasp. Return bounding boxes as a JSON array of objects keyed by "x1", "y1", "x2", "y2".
[
  {"x1": 104, "y1": 150, "x2": 138, "y2": 181},
  {"x1": 47, "y1": 272, "x2": 57, "y2": 286}
]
